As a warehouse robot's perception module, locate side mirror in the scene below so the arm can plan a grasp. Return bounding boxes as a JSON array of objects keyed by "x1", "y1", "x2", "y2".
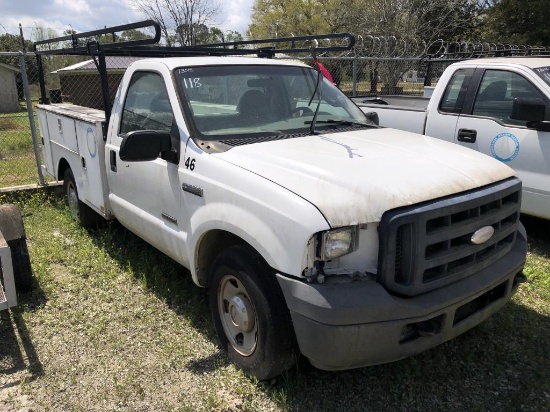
[
  {"x1": 120, "y1": 130, "x2": 172, "y2": 161},
  {"x1": 364, "y1": 111, "x2": 379, "y2": 126},
  {"x1": 511, "y1": 97, "x2": 550, "y2": 132},
  {"x1": 511, "y1": 97, "x2": 546, "y2": 122}
]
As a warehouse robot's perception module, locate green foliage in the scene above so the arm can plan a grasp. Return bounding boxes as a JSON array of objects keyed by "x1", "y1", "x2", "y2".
[
  {"x1": 484, "y1": 0, "x2": 550, "y2": 45},
  {"x1": 248, "y1": 0, "x2": 488, "y2": 45},
  {"x1": 0, "y1": 33, "x2": 39, "y2": 99},
  {"x1": 248, "y1": 0, "x2": 333, "y2": 39},
  {"x1": 119, "y1": 28, "x2": 151, "y2": 42}
]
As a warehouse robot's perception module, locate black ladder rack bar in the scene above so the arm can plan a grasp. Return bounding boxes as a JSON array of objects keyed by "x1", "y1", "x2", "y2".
[
  {"x1": 33, "y1": 20, "x2": 162, "y2": 54},
  {"x1": 33, "y1": 20, "x2": 355, "y2": 137}
]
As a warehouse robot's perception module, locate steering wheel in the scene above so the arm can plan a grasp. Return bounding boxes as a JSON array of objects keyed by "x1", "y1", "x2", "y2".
[{"x1": 292, "y1": 106, "x2": 314, "y2": 117}]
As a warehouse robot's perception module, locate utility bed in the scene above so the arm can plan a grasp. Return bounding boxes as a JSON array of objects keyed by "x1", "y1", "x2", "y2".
[{"x1": 36, "y1": 104, "x2": 110, "y2": 218}]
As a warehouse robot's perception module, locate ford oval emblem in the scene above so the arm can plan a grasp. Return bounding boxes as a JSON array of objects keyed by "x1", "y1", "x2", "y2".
[{"x1": 471, "y1": 226, "x2": 495, "y2": 245}]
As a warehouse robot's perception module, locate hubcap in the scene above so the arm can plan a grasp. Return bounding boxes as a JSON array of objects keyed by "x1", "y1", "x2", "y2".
[{"x1": 218, "y1": 275, "x2": 257, "y2": 356}]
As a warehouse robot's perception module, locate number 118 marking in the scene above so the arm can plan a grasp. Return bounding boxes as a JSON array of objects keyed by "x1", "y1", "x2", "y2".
[{"x1": 183, "y1": 78, "x2": 202, "y2": 88}]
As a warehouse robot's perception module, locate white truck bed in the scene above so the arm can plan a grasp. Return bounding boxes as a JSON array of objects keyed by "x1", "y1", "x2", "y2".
[
  {"x1": 36, "y1": 104, "x2": 110, "y2": 218},
  {"x1": 354, "y1": 96, "x2": 428, "y2": 135}
]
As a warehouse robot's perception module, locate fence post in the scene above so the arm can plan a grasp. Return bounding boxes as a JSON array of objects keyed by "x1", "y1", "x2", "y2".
[
  {"x1": 352, "y1": 54, "x2": 358, "y2": 96},
  {"x1": 423, "y1": 56, "x2": 432, "y2": 87},
  {"x1": 19, "y1": 53, "x2": 45, "y2": 186}
]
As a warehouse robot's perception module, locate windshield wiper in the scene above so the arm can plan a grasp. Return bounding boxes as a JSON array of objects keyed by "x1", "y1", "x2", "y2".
[
  {"x1": 304, "y1": 119, "x2": 371, "y2": 127},
  {"x1": 308, "y1": 65, "x2": 322, "y2": 135}
]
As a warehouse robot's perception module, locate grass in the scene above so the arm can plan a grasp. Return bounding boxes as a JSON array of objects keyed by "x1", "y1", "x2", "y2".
[
  {"x1": 0, "y1": 111, "x2": 40, "y2": 187},
  {"x1": 340, "y1": 81, "x2": 425, "y2": 96},
  {"x1": 0, "y1": 191, "x2": 549, "y2": 411}
]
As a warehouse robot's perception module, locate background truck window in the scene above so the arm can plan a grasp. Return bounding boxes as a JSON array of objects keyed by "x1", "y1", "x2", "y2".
[
  {"x1": 439, "y1": 69, "x2": 472, "y2": 114},
  {"x1": 472, "y1": 70, "x2": 548, "y2": 126}
]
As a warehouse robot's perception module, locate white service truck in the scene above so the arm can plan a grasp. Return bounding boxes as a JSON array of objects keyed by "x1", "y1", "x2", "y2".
[
  {"x1": 35, "y1": 23, "x2": 527, "y2": 379},
  {"x1": 357, "y1": 58, "x2": 550, "y2": 220}
]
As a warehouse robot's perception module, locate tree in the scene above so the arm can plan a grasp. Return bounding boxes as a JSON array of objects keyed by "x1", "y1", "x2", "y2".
[
  {"x1": 127, "y1": 0, "x2": 221, "y2": 46},
  {"x1": 0, "y1": 33, "x2": 39, "y2": 96},
  {"x1": 248, "y1": 0, "x2": 487, "y2": 45},
  {"x1": 119, "y1": 28, "x2": 151, "y2": 42},
  {"x1": 248, "y1": 0, "x2": 334, "y2": 39},
  {"x1": 483, "y1": 0, "x2": 550, "y2": 45},
  {"x1": 191, "y1": 27, "x2": 244, "y2": 44},
  {"x1": 248, "y1": 0, "x2": 488, "y2": 93}
]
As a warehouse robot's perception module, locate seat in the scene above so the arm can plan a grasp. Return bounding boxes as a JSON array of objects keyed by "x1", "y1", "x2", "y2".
[
  {"x1": 478, "y1": 81, "x2": 507, "y2": 101},
  {"x1": 237, "y1": 90, "x2": 267, "y2": 123},
  {"x1": 144, "y1": 94, "x2": 174, "y2": 132}
]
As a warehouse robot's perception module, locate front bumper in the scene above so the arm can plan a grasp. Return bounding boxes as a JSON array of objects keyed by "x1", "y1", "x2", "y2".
[{"x1": 276, "y1": 228, "x2": 527, "y2": 371}]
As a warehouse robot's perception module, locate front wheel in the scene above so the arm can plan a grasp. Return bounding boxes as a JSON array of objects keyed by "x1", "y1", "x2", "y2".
[
  {"x1": 208, "y1": 245, "x2": 298, "y2": 380},
  {"x1": 63, "y1": 169, "x2": 100, "y2": 228}
]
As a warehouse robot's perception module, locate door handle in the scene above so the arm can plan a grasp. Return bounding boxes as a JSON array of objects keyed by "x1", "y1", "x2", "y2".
[
  {"x1": 457, "y1": 128, "x2": 477, "y2": 143},
  {"x1": 110, "y1": 150, "x2": 117, "y2": 172}
]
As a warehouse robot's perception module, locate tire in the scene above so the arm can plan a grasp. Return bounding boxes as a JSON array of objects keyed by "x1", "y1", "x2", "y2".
[
  {"x1": 208, "y1": 245, "x2": 298, "y2": 380},
  {"x1": 63, "y1": 168, "x2": 100, "y2": 228},
  {"x1": 9, "y1": 238, "x2": 33, "y2": 292}
]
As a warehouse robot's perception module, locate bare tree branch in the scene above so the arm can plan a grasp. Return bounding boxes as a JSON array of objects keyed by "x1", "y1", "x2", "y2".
[{"x1": 126, "y1": 0, "x2": 220, "y2": 46}]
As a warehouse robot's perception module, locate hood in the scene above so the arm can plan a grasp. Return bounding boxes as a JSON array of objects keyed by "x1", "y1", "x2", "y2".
[{"x1": 214, "y1": 128, "x2": 515, "y2": 227}]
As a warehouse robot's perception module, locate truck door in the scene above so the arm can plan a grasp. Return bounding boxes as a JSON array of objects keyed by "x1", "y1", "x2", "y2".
[
  {"x1": 424, "y1": 68, "x2": 475, "y2": 142},
  {"x1": 107, "y1": 70, "x2": 189, "y2": 264},
  {"x1": 455, "y1": 68, "x2": 550, "y2": 218}
]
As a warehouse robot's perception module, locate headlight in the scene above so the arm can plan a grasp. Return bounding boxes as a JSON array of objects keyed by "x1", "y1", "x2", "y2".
[{"x1": 319, "y1": 226, "x2": 358, "y2": 260}]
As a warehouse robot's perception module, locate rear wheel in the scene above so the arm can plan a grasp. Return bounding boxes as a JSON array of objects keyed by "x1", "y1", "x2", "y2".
[
  {"x1": 208, "y1": 245, "x2": 298, "y2": 380},
  {"x1": 63, "y1": 169, "x2": 101, "y2": 228}
]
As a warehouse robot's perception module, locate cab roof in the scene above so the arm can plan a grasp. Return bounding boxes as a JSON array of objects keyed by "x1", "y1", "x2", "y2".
[{"x1": 456, "y1": 57, "x2": 550, "y2": 69}]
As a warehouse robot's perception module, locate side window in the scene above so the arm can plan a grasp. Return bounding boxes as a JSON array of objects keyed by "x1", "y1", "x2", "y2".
[
  {"x1": 472, "y1": 70, "x2": 547, "y2": 126},
  {"x1": 439, "y1": 69, "x2": 472, "y2": 114},
  {"x1": 120, "y1": 72, "x2": 175, "y2": 135}
]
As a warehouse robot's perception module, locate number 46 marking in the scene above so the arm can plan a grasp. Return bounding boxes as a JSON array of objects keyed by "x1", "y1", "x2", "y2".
[{"x1": 185, "y1": 157, "x2": 196, "y2": 171}]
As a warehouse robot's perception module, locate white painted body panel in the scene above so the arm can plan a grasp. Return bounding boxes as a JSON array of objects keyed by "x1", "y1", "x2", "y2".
[
  {"x1": 358, "y1": 58, "x2": 550, "y2": 219},
  {"x1": 36, "y1": 104, "x2": 110, "y2": 218},
  {"x1": 215, "y1": 128, "x2": 515, "y2": 226}
]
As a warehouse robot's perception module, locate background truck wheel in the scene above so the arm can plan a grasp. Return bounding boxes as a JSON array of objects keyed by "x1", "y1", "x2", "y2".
[
  {"x1": 0, "y1": 204, "x2": 33, "y2": 292},
  {"x1": 63, "y1": 168, "x2": 100, "y2": 228},
  {"x1": 208, "y1": 245, "x2": 298, "y2": 380}
]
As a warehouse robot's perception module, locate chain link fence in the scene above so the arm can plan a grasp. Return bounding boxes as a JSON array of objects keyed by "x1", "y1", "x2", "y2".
[
  {"x1": 0, "y1": 52, "x2": 43, "y2": 189},
  {"x1": 1, "y1": 36, "x2": 546, "y2": 189},
  {"x1": 0, "y1": 50, "x2": 501, "y2": 190}
]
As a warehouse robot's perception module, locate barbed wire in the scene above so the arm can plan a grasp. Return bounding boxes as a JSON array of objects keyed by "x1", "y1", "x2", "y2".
[{"x1": 352, "y1": 36, "x2": 550, "y2": 59}]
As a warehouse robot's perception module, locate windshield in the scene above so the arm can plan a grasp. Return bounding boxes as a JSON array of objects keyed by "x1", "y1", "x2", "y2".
[
  {"x1": 533, "y1": 66, "x2": 550, "y2": 87},
  {"x1": 174, "y1": 64, "x2": 372, "y2": 141}
]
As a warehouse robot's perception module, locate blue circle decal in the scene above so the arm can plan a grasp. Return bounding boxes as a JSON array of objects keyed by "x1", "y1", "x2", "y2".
[
  {"x1": 490, "y1": 132, "x2": 519, "y2": 162},
  {"x1": 86, "y1": 127, "x2": 97, "y2": 158}
]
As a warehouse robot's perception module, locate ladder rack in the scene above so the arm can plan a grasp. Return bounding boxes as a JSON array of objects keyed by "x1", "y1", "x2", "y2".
[{"x1": 33, "y1": 20, "x2": 355, "y2": 132}]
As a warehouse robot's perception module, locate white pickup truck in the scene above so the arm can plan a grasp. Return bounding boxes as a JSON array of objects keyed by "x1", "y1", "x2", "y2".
[
  {"x1": 357, "y1": 58, "x2": 550, "y2": 219},
  {"x1": 35, "y1": 25, "x2": 527, "y2": 379}
]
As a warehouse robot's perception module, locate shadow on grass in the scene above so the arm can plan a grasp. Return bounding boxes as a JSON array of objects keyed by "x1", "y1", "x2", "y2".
[
  {"x1": 262, "y1": 300, "x2": 550, "y2": 411},
  {"x1": 521, "y1": 214, "x2": 550, "y2": 258},
  {"x1": 0, "y1": 286, "x2": 46, "y2": 389},
  {"x1": 83, "y1": 208, "x2": 548, "y2": 411},
  {"x1": 87, "y1": 220, "x2": 229, "y2": 369}
]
